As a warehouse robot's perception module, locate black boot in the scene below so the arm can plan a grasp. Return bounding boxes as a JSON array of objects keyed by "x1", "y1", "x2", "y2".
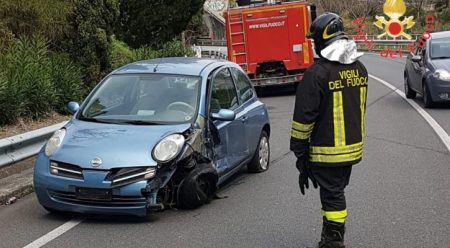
[{"x1": 318, "y1": 218, "x2": 345, "y2": 248}]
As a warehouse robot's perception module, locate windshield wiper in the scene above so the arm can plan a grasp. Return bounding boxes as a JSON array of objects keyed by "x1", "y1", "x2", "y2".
[
  {"x1": 78, "y1": 116, "x2": 119, "y2": 124},
  {"x1": 88, "y1": 110, "x2": 109, "y2": 118},
  {"x1": 115, "y1": 120, "x2": 164, "y2": 125}
]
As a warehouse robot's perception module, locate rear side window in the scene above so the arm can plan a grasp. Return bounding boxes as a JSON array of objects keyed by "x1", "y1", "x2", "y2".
[{"x1": 230, "y1": 68, "x2": 254, "y2": 104}]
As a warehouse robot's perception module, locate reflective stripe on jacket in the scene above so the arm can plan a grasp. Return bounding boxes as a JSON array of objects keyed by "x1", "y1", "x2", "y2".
[{"x1": 290, "y1": 58, "x2": 368, "y2": 167}]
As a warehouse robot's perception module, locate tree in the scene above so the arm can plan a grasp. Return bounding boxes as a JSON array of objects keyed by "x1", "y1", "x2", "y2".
[
  {"x1": 311, "y1": 0, "x2": 382, "y2": 19},
  {"x1": 64, "y1": 0, "x2": 119, "y2": 86},
  {"x1": 118, "y1": 0, "x2": 206, "y2": 49}
]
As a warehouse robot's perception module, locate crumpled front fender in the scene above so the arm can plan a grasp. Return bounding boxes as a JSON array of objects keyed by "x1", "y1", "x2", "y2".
[{"x1": 176, "y1": 163, "x2": 218, "y2": 209}]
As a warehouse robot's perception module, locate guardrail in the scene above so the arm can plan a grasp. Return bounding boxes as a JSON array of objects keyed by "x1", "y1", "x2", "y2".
[
  {"x1": 193, "y1": 44, "x2": 228, "y2": 60},
  {"x1": 196, "y1": 36, "x2": 421, "y2": 56},
  {"x1": 196, "y1": 35, "x2": 422, "y2": 47},
  {"x1": 196, "y1": 39, "x2": 227, "y2": 47},
  {"x1": 0, "y1": 122, "x2": 67, "y2": 168},
  {"x1": 362, "y1": 34, "x2": 422, "y2": 42},
  {"x1": 354, "y1": 34, "x2": 421, "y2": 52}
]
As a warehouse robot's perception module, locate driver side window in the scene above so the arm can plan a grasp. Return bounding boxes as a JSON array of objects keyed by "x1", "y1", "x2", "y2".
[{"x1": 210, "y1": 68, "x2": 239, "y2": 114}]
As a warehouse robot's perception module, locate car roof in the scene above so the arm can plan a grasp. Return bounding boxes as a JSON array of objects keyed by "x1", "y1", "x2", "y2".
[
  {"x1": 430, "y1": 31, "x2": 450, "y2": 40},
  {"x1": 112, "y1": 57, "x2": 227, "y2": 76}
]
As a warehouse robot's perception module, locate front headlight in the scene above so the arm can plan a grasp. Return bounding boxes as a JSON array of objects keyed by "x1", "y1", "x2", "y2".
[
  {"x1": 45, "y1": 129, "x2": 66, "y2": 156},
  {"x1": 433, "y1": 69, "x2": 450, "y2": 81},
  {"x1": 152, "y1": 134, "x2": 185, "y2": 163}
]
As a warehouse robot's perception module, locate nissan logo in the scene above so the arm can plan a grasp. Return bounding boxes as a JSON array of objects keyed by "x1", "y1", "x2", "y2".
[{"x1": 90, "y1": 157, "x2": 102, "y2": 168}]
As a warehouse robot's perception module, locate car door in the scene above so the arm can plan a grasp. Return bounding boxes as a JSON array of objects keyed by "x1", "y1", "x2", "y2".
[
  {"x1": 208, "y1": 67, "x2": 249, "y2": 176},
  {"x1": 410, "y1": 46, "x2": 425, "y2": 92},
  {"x1": 230, "y1": 67, "x2": 261, "y2": 157}
]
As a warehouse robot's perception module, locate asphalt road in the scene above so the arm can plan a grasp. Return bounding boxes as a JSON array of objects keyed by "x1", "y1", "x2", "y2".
[{"x1": 0, "y1": 55, "x2": 449, "y2": 248}]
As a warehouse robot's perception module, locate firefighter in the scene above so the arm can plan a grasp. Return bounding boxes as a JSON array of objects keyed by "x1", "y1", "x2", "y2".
[{"x1": 290, "y1": 13, "x2": 368, "y2": 248}]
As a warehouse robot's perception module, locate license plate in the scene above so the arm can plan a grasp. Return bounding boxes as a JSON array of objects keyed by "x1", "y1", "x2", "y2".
[{"x1": 75, "y1": 187, "x2": 112, "y2": 201}]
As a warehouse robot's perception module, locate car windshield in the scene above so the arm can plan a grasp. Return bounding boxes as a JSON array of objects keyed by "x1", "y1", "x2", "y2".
[
  {"x1": 78, "y1": 74, "x2": 201, "y2": 124},
  {"x1": 430, "y1": 37, "x2": 450, "y2": 59}
]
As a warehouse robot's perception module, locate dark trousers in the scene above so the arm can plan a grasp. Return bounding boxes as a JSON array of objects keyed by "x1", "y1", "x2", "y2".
[{"x1": 310, "y1": 166, "x2": 352, "y2": 222}]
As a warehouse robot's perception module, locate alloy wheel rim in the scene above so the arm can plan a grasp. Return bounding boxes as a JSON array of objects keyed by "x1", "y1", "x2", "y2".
[{"x1": 259, "y1": 136, "x2": 269, "y2": 170}]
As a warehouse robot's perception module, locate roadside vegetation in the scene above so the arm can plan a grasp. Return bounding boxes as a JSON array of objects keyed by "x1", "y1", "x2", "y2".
[{"x1": 0, "y1": 0, "x2": 205, "y2": 127}]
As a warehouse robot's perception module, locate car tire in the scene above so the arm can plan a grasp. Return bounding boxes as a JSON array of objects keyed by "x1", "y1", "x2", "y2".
[
  {"x1": 423, "y1": 83, "x2": 434, "y2": 108},
  {"x1": 177, "y1": 174, "x2": 215, "y2": 209},
  {"x1": 247, "y1": 130, "x2": 270, "y2": 173},
  {"x1": 404, "y1": 74, "x2": 416, "y2": 99}
]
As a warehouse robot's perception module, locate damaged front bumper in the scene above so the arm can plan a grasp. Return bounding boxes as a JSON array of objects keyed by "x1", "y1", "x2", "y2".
[{"x1": 34, "y1": 153, "x2": 177, "y2": 217}]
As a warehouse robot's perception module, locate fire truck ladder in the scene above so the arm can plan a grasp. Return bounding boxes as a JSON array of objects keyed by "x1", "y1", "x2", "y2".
[{"x1": 228, "y1": 12, "x2": 249, "y2": 72}]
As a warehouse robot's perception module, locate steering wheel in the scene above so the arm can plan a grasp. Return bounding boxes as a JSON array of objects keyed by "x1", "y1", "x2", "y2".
[{"x1": 166, "y1": 102, "x2": 195, "y2": 114}]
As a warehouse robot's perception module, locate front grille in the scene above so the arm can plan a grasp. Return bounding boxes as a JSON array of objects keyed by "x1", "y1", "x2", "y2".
[
  {"x1": 48, "y1": 190, "x2": 146, "y2": 207},
  {"x1": 50, "y1": 161, "x2": 83, "y2": 180},
  {"x1": 106, "y1": 167, "x2": 156, "y2": 187}
]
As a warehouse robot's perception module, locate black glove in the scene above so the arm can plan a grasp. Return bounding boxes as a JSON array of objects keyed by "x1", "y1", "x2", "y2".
[{"x1": 296, "y1": 156, "x2": 318, "y2": 195}]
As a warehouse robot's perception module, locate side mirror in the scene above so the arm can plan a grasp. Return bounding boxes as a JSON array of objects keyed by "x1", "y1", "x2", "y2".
[
  {"x1": 211, "y1": 109, "x2": 236, "y2": 121},
  {"x1": 67, "y1": 101, "x2": 80, "y2": 114},
  {"x1": 412, "y1": 55, "x2": 422, "y2": 63}
]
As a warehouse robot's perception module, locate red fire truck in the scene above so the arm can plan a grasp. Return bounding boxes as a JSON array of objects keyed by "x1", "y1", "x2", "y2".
[{"x1": 225, "y1": 0, "x2": 316, "y2": 87}]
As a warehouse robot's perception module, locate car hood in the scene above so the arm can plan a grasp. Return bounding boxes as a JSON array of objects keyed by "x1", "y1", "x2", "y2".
[
  {"x1": 50, "y1": 119, "x2": 191, "y2": 169},
  {"x1": 431, "y1": 58, "x2": 450, "y2": 71}
]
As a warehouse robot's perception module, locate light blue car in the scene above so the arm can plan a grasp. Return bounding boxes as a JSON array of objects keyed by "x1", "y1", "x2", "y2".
[{"x1": 34, "y1": 58, "x2": 271, "y2": 217}]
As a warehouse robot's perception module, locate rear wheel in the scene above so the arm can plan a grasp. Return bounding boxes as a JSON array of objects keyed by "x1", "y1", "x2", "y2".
[
  {"x1": 248, "y1": 130, "x2": 270, "y2": 173},
  {"x1": 423, "y1": 83, "x2": 434, "y2": 108},
  {"x1": 404, "y1": 74, "x2": 416, "y2": 99}
]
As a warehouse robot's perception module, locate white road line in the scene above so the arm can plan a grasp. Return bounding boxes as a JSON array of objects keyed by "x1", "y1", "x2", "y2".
[
  {"x1": 23, "y1": 217, "x2": 84, "y2": 248},
  {"x1": 369, "y1": 74, "x2": 450, "y2": 153}
]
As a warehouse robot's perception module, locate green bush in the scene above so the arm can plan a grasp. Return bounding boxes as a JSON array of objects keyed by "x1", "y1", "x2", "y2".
[
  {"x1": 0, "y1": 70, "x2": 23, "y2": 125},
  {"x1": 108, "y1": 39, "x2": 195, "y2": 69},
  {"x1": 0, "y1": 0, "x2": 72, "y2": 45},
  {"x1": 108, "y1": 36, "x2": 134, "y2": 69},
  {"x1": 130, "y1": 40, "x2": 195, "y2": 62},
  {"x1": 0, "y1": 21, "x2": 14, "y2": 50},
  {"x1": 130, "y1": 47, "x2": 160, "y2": 62},
  {"x1": 0, "y1": 0, "x2": 41, "y2": 38},
  {"x1": 0, "y1": 36, "x2": 55, "y2": 123},
  {"x1": 49, "y1": 53, "x2": 85, "y2": 113},
  {"x1": 437, "y1": 7, "x2": 450, "y2": 31},
  {"x1": 158, "y1": 40, "x2": 195, "y2": 58}
]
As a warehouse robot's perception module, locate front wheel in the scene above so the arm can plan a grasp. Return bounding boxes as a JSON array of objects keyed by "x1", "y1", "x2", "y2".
[
  {"x1": 423, "y1": 83, "x2": 434, "y2": 108},
  {"x1": 177, "y1": 174, "x2": 215, "y2": 209},
  {"x1": 248, "y1": 130, "x2": 270, "y2": 173},
  {"x1": 404, "y1": 74, "x2": 416, "y2": 99}
]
